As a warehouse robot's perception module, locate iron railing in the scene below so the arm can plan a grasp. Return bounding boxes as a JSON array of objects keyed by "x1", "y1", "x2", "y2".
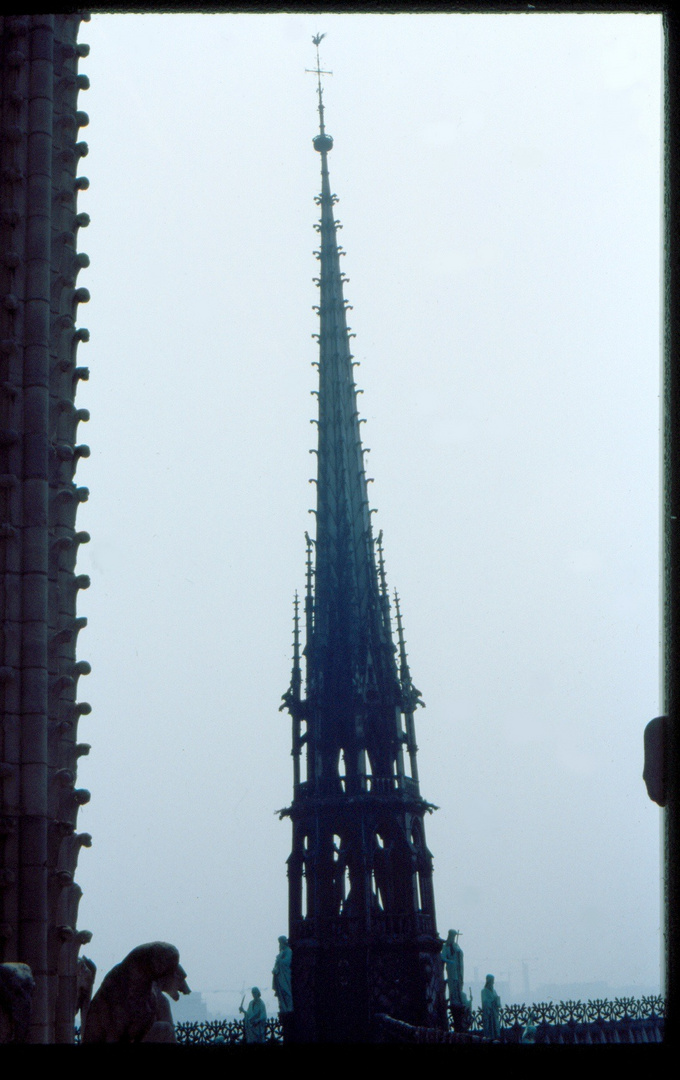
[
  {"x1": 175, "y1": 1016, "x2": 284, "y2": 1045},
  {"x1": 171, "y1": 995, "x2": 664, "y2": 1045},
  {"x1": 467, "y1": 994, "x2": 665, "y2": 1030}
]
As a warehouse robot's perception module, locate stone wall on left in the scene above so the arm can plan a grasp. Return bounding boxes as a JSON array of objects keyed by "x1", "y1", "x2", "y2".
[{"x1": 1, "y1": 11, "x2": 92, "y2": 1044}]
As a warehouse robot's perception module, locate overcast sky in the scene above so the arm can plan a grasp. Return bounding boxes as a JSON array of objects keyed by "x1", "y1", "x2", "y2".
[{"x1": 71, "y1": 12, "x2": 663, "y2": 1016}]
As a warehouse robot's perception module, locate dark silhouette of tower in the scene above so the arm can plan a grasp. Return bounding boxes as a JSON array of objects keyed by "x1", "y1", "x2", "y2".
[
  {"x1": 1, "y1": 13, "x2": 92, "y2": 1042},
  {"x1": 280, "y1": 42, "x2": 446, "y2": 1044}
]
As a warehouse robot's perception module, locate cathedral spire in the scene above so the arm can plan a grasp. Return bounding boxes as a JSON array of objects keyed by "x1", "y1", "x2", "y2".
[
  {"x1": 305, "y1": 36, "x2": 399, "y2": 773},
  {"x1": 280, "y1": 40, "x2": 445, "y2": 1043}
]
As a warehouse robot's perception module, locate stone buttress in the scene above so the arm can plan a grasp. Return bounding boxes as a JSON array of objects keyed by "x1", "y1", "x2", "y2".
[{"x1": 1, "y1": 12, "x2": 92, "y2": 1043}]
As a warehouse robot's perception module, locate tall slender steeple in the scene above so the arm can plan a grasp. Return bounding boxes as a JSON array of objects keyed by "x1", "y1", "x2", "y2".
[{"x1": 280, "y1": 38, "x2": 445, "y2": 1043}]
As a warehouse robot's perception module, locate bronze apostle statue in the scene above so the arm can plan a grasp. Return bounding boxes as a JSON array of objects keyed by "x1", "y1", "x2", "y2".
[
  {"x1": 481, "y1": 973, "x2": 501, "y2": 1041},
  {"x1": 441, "y1": 929, "x2": 471, "y2": 1031},
  {"x1": 272, "y1": 936, "x2": 293, "y2": 1014},
  {"x1": 239, "y1": 986, "x2": 267, "y2": 1043}
]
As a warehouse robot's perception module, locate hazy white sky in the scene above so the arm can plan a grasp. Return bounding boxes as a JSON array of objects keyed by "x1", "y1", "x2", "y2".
[{"x1": 72, "y1": 12, "x2": 662, "y2": 1016}]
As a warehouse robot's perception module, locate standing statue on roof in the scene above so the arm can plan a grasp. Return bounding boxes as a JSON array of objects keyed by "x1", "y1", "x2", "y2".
[
  {"x1": 272, "y1": 936, "x2": 293, "y2": 1014},
  {"x1": 481, "y1": 973, "x2": 502, "y2": 1041},
  {"x1": 440, "y1": 929, "x2": 471, "y2": 1031},
  {"x1": 239, "y1": 987, "x2": 267, "y2": 1044}
]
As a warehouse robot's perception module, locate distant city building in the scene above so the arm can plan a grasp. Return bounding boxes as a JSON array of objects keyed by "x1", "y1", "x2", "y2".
[
  {"x1": 533, "y1": 982, "x2": 661, "y2": 1003},
  {"x1": 279, "y1": 44, "x2": 445, "y2": 1043},
  {"x1": 170, "y1": 991, "x2": 209, "y2": 1024}
]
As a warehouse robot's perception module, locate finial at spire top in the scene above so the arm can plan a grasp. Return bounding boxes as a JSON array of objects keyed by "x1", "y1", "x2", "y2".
[{"x1": 307, "y1": 33, "x2": 334, "y2": 154}]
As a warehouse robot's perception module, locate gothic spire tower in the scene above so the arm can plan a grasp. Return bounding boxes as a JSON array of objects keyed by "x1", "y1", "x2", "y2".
[{"x1": 280, "y1": 39, "x2": 446, "y2": 1043}]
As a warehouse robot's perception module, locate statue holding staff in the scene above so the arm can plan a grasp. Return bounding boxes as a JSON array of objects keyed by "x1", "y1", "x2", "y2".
[
  {"x1": 440, "y1": 929, "x2": 464, "y2": 1005},
  {"x1": 441, "y1": 930, "x2": 471, "y2": 1030},
  {"x1": 239, "y1": 987, "x2": 267, "y2": 1044}
]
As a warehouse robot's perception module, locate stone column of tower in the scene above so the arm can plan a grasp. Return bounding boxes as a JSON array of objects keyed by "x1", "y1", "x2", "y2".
[
  {"x1": 280, "y1": 46, "x2": 446, "y2": 1044},
  {"x1": 1, "y1": 13, "x2": 92, "y2": 1043}
]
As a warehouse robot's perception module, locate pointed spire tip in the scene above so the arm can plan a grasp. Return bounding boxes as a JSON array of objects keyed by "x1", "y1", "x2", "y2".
[{"x1": 309, "y1": 31, "x2": 333, "y2": 153}]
